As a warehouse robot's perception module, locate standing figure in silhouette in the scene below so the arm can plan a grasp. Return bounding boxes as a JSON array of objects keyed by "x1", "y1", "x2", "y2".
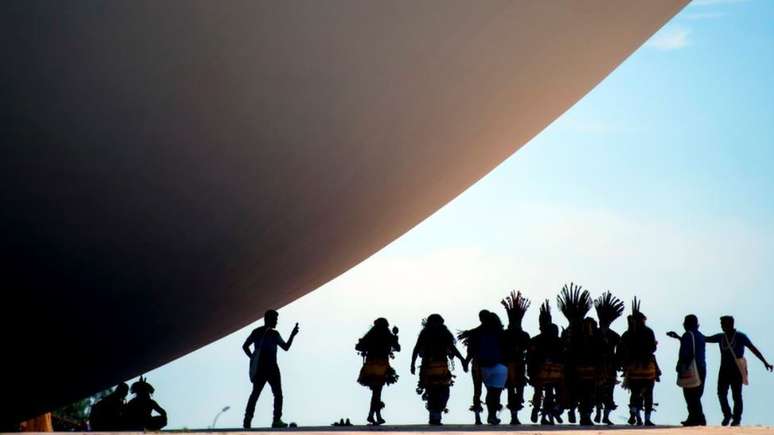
[
  {"x1": 242, "y1": 309, "x2": 299, "y2": 429},
  {"x1": 411, "y1": 314, "x2": 468, "y2": 425},
  {"x1": 557, "y1": 283, "x2": 597, "y2": 426},
  {"x1": 458, "y1": 309, "x2": 490, "y2": 424},
  {"x1": 617, "y1": 298, "x2": 659, "y2": 426},
  {"x1": 527, "y1": 300, "x2": 564, "y2": 425},
  {"x1": 122, "y1": 377, "x2": 167, "y2": 431},
  {"x1": 89, "y1": 383, "x2": 128, "y2": 431},
  {"x1": 666, "y1": 314, "x2": 706, "y2": 426},
  {"x1": 593, "y1": 292, "x2": 625, "y2": 425},
  {"x1": 500, "y1": 291, "x2": 531, "y2": 425},
  {"x1": 474, "y1": 312, "x2": 508, "y2": 425},
  {"x1": 356, "y1": 317, "x2": 401, "y2": 425},
  {"x1": 683, "y1": 315, "x2": 771, "y2": 426}
]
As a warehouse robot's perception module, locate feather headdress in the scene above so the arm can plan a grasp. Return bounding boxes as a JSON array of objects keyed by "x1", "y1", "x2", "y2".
[
  {"x1": 595, "y1": 291, "x2": 624, "y2": 327},
  {"x1": 501, "y1": 290, "x2": 531, "y2": 328},
  {"x1": 556, "y1": 282, "x2": 592, "y2": 323}
]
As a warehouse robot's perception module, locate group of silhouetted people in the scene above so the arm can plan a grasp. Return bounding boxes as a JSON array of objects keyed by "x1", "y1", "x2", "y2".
[
  {"x1": 238, "y1": 285, "x2": 771, "y2": 429},
  {"x1": 89, "y1": 378, "x2": 167, "y2": 431}
]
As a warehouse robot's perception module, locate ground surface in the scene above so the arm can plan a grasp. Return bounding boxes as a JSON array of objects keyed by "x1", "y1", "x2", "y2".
[{"x1": 155, "y1": 425, "x2": 774, "y2": 434}]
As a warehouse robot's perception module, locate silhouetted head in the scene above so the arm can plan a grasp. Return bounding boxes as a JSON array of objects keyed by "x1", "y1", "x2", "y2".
[
  {"x1": 374, "y1": 317, "x2": 389, "y2": 329},
  {"x1": 683, "y1": 314, "x2": 699, "y2": 331},
  {"x1": 115, "y1": 382, "x2": 129, "y2": 398},
  {"x1": 582, "y1": 317, "x2": 597, "y2": 336},
  {"x1": 130, "y1": 377, "x2": 154, "y2": 397},
  {"x1": 478, "y1": 309, "x2": 491, "y2": 323},
  {"x1": 547, "y1": 323, "x2": 559, "y2": 338},
  {"x1": 484, "y1": 312, "x2": 504, "y2": 331},
  {"x1": 426, "y1": 313, "x2": 444, "y2": 327},
  {"x1": 264, "y1": 309, "x2": 279, "y2": 328},
  {"x1": 720, "y1": 315, "x2": 735, "y2": 333}
]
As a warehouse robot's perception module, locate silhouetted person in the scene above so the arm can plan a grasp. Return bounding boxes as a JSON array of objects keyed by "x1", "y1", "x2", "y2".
[
  {"x1": 411, "y1": 314, "x2": 468, "y2": 425},
  {"x1": 500, "y1": 291, "x2": 531, "y2": 425},
  {"x1": 476, "y1": 312, "x2": 508, "y2": 425},
  {"x1": 556, "y1": 283, "x2": 596, "y2": 426},
  {"x1": 618, "y1": 298, "x2": 658, "y2": 426},
  {"x1": 458, "y1": 309, "x2": 490, "y2": 425},
  {"x1": 705, "y1": 315, "x2": 772, "y2": 426},
  {"x1": 527, "y1": 300, "x2": 564, "y2": 425},
  {"x1": 123, "y1": 377, "x2": 167, "y2": 431},
  {"x1": 593, "y1": 292, "x2": 625, "y2": 425},
  {"x1": 667, "y1": 314, "x2": 706, "y2": 426},
  {"x1": 355, "y1": 317, "x2": 400, "y2": 425},
  {"x1": 89, "y1": 383, "x2": 128, "y2": 431},
  {"x1": 242, "y1": 309, "x2": 299, "y2": 429}
]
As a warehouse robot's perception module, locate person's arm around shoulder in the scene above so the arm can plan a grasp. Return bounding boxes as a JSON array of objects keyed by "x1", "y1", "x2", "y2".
[
  {"x1": 704, "y1": 333, "x2": 723, "y2": 344},
  {"x1": 742, "y1": 333, "x2": 773, "y2": 371}
]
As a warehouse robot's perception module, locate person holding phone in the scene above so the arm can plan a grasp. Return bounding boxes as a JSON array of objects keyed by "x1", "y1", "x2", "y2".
[{"x1": 242, "y1": 309, "x2": 299, "y2": 429}]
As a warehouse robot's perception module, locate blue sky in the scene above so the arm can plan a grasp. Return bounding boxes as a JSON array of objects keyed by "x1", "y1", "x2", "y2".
[{"x1": 139, "y1": 0, "x2": 774, "y2": 428}]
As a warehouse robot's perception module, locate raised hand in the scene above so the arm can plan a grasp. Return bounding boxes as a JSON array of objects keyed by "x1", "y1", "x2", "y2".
[
  {"x1": 666, "y1": 331, "x2": 680, "y2": 339},
  {"x1": 291, "y1": 322, "x2": 300, "y2": 336}
]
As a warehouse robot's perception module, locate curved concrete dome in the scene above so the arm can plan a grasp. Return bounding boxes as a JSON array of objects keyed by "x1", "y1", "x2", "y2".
[{"x1": 0, "y1": 0, "x2": 687, "y2": 423}]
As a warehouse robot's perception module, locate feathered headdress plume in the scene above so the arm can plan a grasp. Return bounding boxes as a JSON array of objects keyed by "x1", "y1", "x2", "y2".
[
  {"x1": 538, "y1": 299, "x2": 552, "y2": 329},
  {"x1": 594, "y1": 291, "x2": 624, "y2": 327},
  {"x1": 556, "y1": 282, "x2": 592, "y2": 323},
  {"x1": 631, "y1": 296, "x2": 645, "y2": 320},
  {"x1": 501, "y1": 290, "x2": 531, "y2": 328}
]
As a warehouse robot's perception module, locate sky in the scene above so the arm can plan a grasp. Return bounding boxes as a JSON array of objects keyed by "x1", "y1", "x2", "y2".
[{"x1": 136, "y1": 0, "x2": 774, "y2": 429}]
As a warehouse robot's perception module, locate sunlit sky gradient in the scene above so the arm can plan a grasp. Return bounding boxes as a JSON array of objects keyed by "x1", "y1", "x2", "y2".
[{"x1": 138, "y1": 0, "x2": 774, "y2": 429}]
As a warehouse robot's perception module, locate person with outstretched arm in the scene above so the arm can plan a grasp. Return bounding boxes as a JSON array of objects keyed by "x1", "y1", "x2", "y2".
[
  {"x1": 705, "y1": 315, "x2": 772, "y2": 426},
  {"x1": 242, "y1": 309, "x2": 299, "y2": 429},
  {"x1": 667, "y1": 314, "x2": 707, "y2": 427}
]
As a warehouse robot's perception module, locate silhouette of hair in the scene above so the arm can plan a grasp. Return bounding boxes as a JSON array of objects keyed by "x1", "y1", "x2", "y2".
[
  {"x1": 357, "y1": 317, "x2": 396, "y2": 358},
  {"x1": 501, "y1": 290, "x2": 530, "y2": 327},
  {"x1": 484, "y1": 311, "x2": 504, "y2": 331},
  {"x1": 595, "y1": 292, "x2": 624, "y2": 327},
  {"x1": 557, "y1": 282, "x2": 592, "y2": 323},
  {"x1": 478, "y1": 310, "x2": 491, "y2": 322},
  {"x1": 424, "y1": 314, "x2": 445, "y2": 327},
  {"x1": 116, "y1": 382, "x2": 129, "y2": 396},
  {"x1": 130, "y1": 377, "x2": 154, "y2": 395},
  {"x1": 265, "y1": 309, "x2": 279, "y2": 319},
  {"x1": 684, "y1": 314, "x2": 698, "y2": 329},
  {"x1": 720, "y1": 315, "x2": 734, "y2": 326}
]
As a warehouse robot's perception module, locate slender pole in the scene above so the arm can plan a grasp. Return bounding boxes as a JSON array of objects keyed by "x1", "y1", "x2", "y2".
[{"x1": 210, "y1": 406, "x2": 230, "y2": 429}]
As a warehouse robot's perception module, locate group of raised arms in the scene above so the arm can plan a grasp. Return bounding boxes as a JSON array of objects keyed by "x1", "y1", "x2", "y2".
[{"x1": 237, "y1": 287, "x2": 771, "y2": 430}]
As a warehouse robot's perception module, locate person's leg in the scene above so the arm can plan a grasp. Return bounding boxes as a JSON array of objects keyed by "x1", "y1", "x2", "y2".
[
  {"x1": 718, "y1": 371, "x2": 732, "y2": 425},
  {"x1": 542, "y1": 387, "x2": 555, "y2": 425},
  {"x1": 629, "y1": 382, "x2": 643, "y2": 425},
  {"x1": 683, "y1": 386, "x2": 695, "y2": 424},
  {"x1": 602, "y1": 384, "x2": 615, "y2": 424},
  {"x1": 244, "y1": 374, "x2": 268, "y2": 428},
  {"x1": 267, "y1": 366, "x2": 284, "y2": 425},
  {"x1": 372, "y1": 385, "x2": 385, "y2": 424},
  {"x1": 731, "y1": 382, "x2": 743, "y2": 425},
  {"x1": 531, "y1": 386, "x2": 543, "y2": 423},
  {"x1": 485, "y1": 386, "x2": 503, "y2": 424},
  {"x1": 696, "y1": 375, "x2": 706, "y2": 425},
  {"x1": 643, "y1": 381, "x2": 655, "y2": 426},
  {"x1": 472, "y1": 363, "x2": 483, "y2": 424}
]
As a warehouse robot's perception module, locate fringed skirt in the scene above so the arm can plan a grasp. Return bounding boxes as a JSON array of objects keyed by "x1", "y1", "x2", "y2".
[
  {"x1": 358, "y1": 358, "x2": 398, "y2": 388},
  {"x1": 623, "y1": 361, "x2": 657, "y2": 388},
  {"x1": 531, "y1": 361, "x2": 564, "y2": 387}
]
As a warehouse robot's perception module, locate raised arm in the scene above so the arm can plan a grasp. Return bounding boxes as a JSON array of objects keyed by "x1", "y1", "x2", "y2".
[
  {"x1": 705, "y1": 333, "x2": 722, "y2": 344},
  {"x1": 278, "y1": 323, "x2": 300, "y2": 351},
  {"x1": 451, "y1": 345, "x2": 468, "y2": 372}
]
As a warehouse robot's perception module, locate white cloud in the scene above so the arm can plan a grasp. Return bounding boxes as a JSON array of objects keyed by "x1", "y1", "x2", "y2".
[{"x1": 646, "y1": 27, "x2": 691, "y2": 51}]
